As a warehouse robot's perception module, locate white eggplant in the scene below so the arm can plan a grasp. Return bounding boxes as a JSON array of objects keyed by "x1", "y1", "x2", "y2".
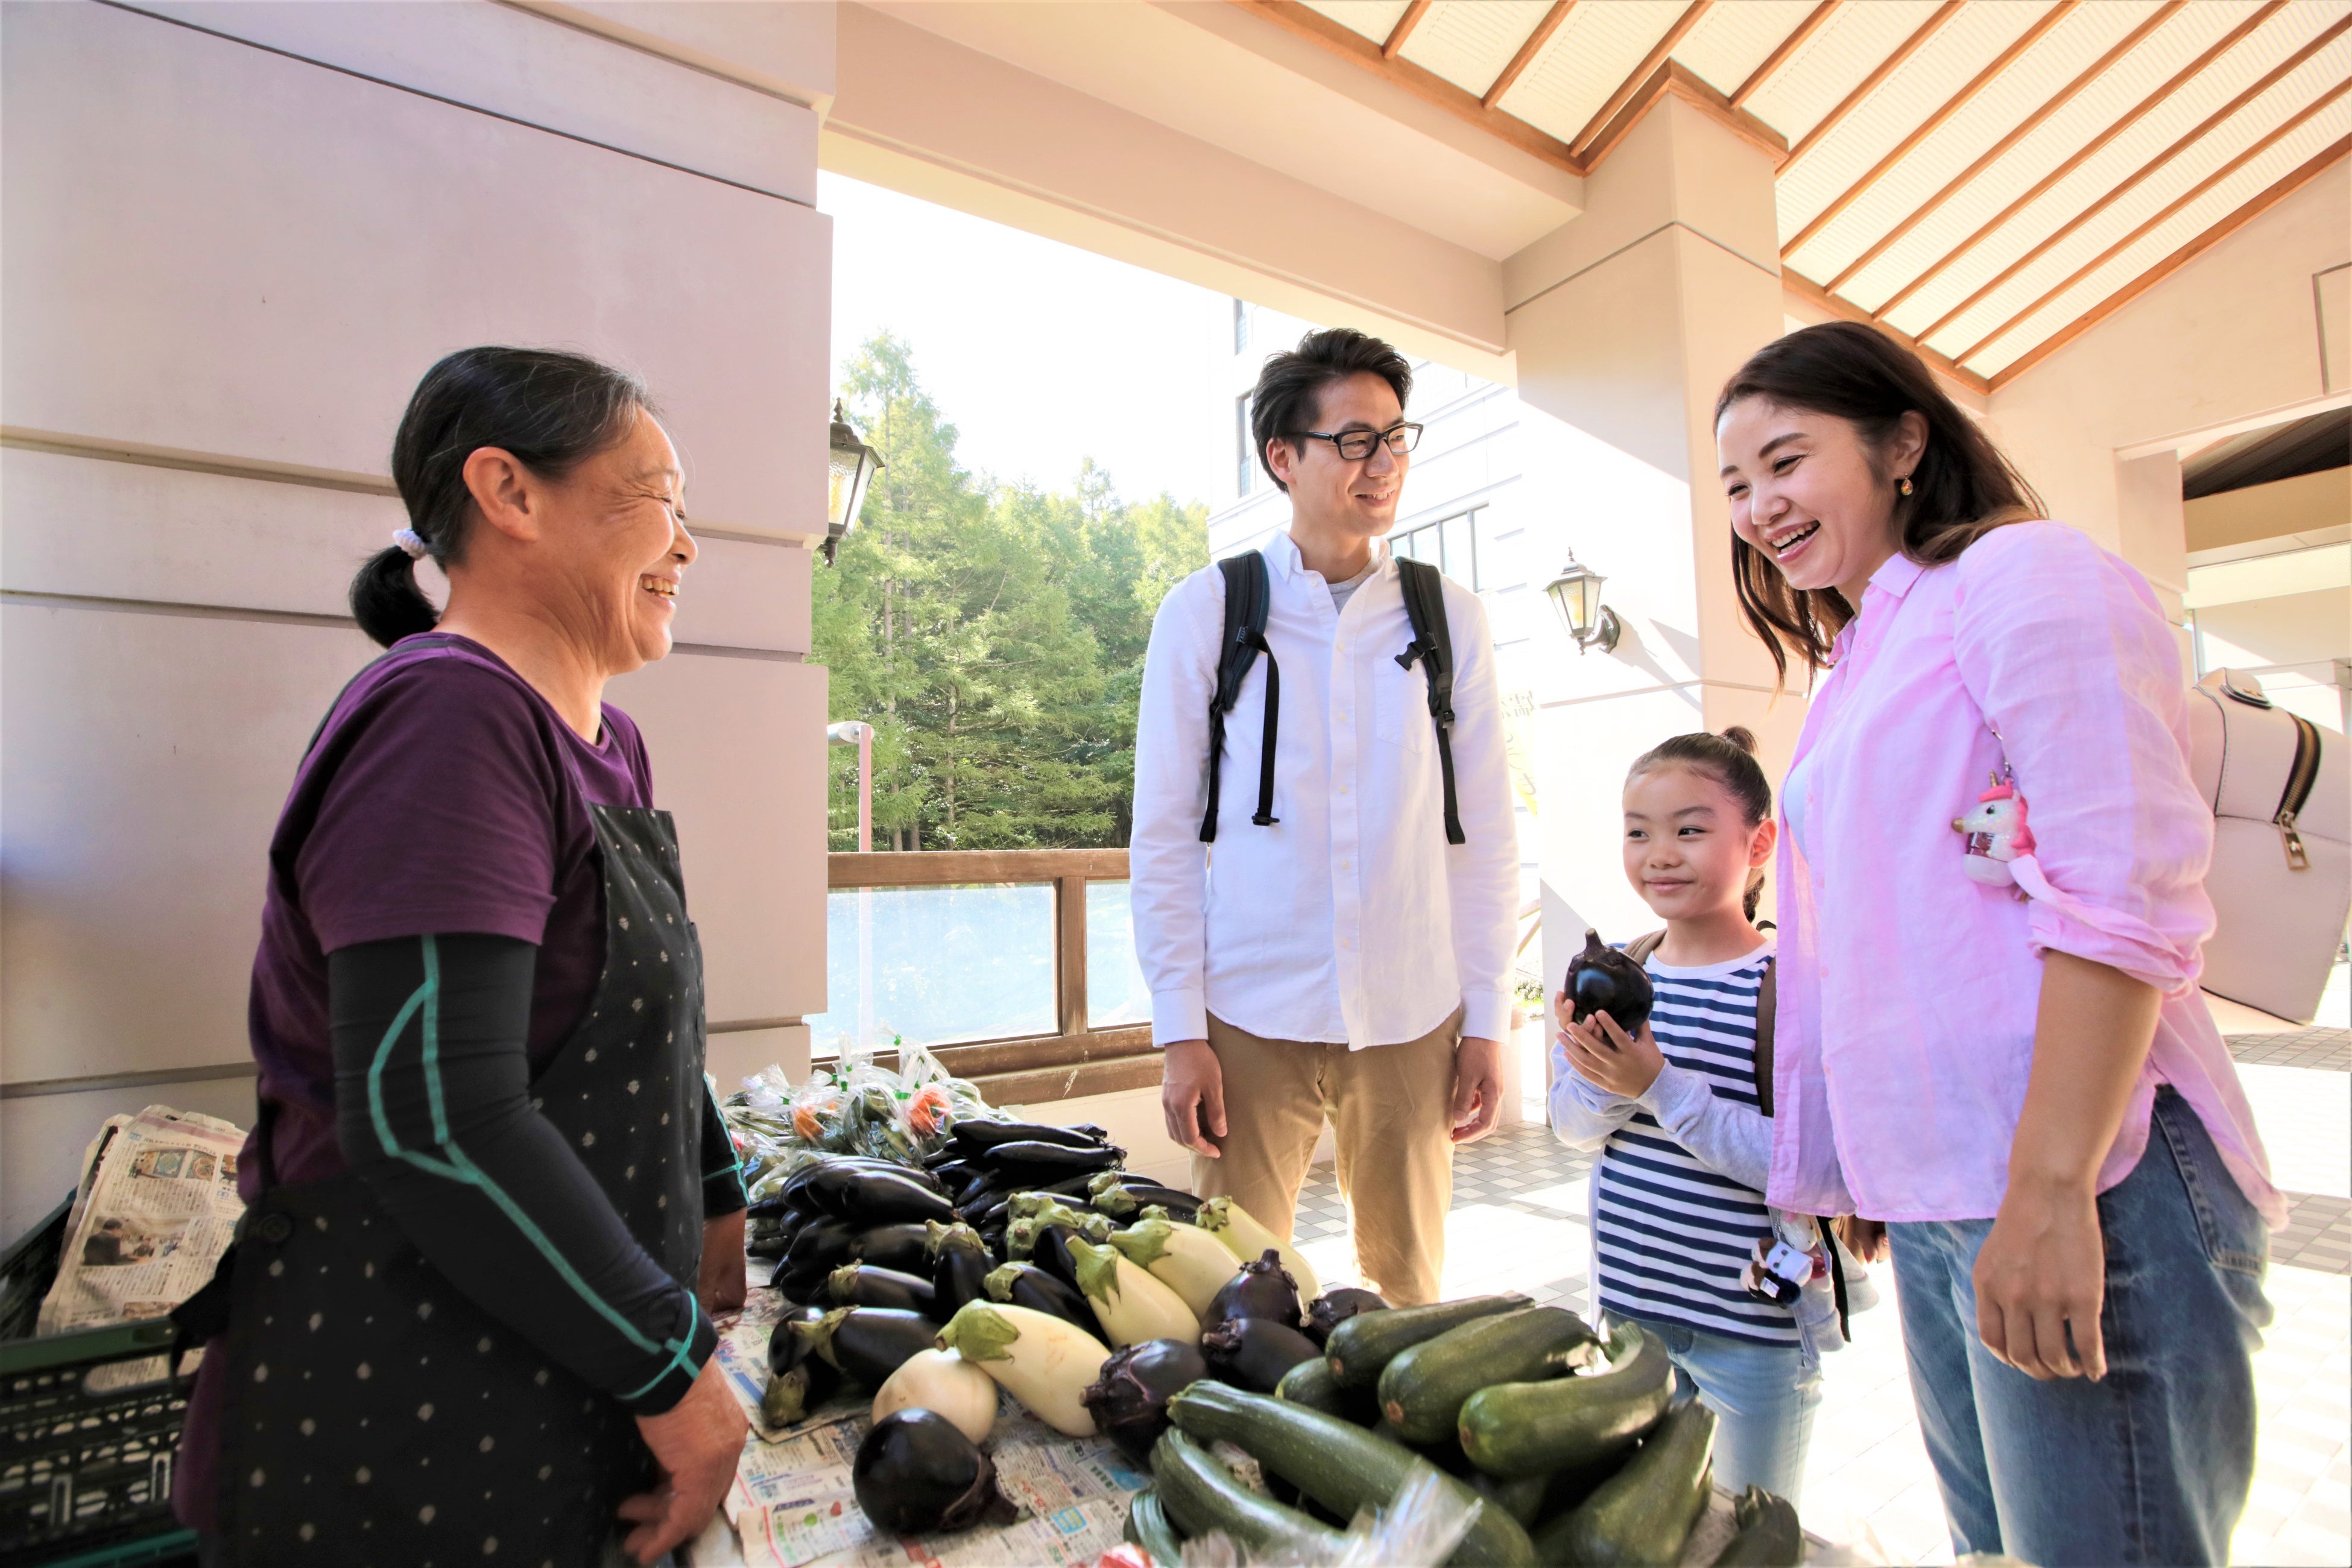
[
  {"x1": 934, "y1": 1301, "x2": 1107, "y2": 1437},
  {"x1": 1195, "y1": 1196, "x2": 1321, "y2": 1302},
  {"x1": 1064, "y1": 1236, "x2": 1202, "y2": 1348},
  {"x1": 1108, "y1": 1216, "x2": 1243, "y2": 1318},
  {"x1": 870, "y1": 1348, "x2": 998, "y2": 1445}
]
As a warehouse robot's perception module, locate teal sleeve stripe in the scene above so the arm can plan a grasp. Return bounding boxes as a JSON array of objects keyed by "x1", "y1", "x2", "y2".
[
  {"x1": 705, "y1": 1162, "x2": 742, "y2": 1181},
  {"x1": 362, "y1": 934, "x2": 690, "y2": 1370},
  {"x1": 618, "y1": 1294, "x2": 705, "y2": 1403}
]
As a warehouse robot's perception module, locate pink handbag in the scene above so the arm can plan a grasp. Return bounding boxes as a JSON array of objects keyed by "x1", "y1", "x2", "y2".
[{"x1": 2186, "y1": 669, "x2": 2348, "y2": 1023}]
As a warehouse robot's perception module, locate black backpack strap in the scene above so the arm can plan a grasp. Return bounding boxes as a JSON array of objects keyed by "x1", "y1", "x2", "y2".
[
  {"x1": 1200, "y1": 552, "x2": 1279, "y2": 842},
  {"x1": 1394, "y1": 558, "x2": 1465, "y2": 845},
  {"x1": 1754, "y1": 955, "x2": 1777, "y2": 1118}
]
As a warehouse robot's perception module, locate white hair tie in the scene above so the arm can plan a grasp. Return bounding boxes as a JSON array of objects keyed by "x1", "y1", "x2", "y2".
[{"x1": 393, "y1": 528, "x2": 431, "y2": 560}]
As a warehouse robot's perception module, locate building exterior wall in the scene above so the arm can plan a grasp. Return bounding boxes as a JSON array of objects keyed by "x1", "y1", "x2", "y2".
[{"x1": 0, "y1": 0, "x2": 830, "y2": 1236}]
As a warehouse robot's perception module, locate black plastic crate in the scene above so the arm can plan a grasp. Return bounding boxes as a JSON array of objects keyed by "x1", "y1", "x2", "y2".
[{"x1": 0, "y1": 1197, "x2": 200, "y2": 1566}]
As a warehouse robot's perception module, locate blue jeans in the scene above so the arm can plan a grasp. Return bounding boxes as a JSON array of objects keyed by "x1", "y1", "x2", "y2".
[
  {"x1": 1622, "y1": 1317, "x2": 1822, "y2": 1506},
  {"x1": 1888, "y1": 1088, "x2": 2272, "y2": 1566}
]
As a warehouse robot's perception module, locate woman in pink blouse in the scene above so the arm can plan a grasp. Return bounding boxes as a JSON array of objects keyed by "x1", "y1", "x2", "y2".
[{"x1": 1715, "y1": 323, "x2": 2282, "y2": 1566}]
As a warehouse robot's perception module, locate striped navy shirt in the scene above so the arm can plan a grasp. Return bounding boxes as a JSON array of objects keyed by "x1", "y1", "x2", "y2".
[{"x1": 1593, "y1": 946, "x2": 1795, "y2": 1347}]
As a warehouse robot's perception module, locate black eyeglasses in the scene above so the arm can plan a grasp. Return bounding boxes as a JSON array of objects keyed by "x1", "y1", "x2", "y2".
[{"x1": 1295, "y1": 422, "x2": 1423, "y2": 462}]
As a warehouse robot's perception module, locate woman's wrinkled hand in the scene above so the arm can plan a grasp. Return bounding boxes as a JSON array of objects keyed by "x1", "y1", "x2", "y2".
[
  {"x1": 1973, "y1": 1177, "x2": 2108, "y2": 1380},
  {"x1": 622, "y1": 1357, "x2": 748, "y2": 1564}
]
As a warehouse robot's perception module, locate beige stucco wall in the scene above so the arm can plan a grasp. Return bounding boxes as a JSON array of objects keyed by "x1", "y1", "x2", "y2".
[{"x1": 1, "y1": 0, "x2": 830, "y2": 1237}]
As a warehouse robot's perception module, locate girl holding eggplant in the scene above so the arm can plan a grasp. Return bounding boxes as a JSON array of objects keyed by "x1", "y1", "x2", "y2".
[{"x1": 1716, "y1": 322, "x2": 2280, "y2": 1566}]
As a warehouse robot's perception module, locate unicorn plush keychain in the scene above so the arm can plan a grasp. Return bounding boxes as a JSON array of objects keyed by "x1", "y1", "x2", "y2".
[{"x1": 1952, "y1": 765, "x2": 2033, "y2": 891}]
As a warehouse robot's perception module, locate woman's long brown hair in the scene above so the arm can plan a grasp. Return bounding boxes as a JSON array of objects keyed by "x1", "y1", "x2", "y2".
[{"x1": 1715, "y1": 322, "x2": 2044, "y2": 686}]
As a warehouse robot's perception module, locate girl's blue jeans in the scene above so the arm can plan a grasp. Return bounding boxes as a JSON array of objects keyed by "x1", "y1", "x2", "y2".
[
  {"x1": 1619, "y1": 1316, "x2": 1822, "y2": 1506},
  {"x1": 1889, "y1": 1087, "x2": 2272, "y2": 1566}
]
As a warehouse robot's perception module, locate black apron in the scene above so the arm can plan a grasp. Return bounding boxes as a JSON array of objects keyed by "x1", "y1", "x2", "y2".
[{"x1": 202, "y1": 803, "x2": 708, "y2": 1567}]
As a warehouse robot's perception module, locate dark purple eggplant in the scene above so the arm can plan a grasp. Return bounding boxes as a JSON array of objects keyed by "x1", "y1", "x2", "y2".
[
  {"x1": 928, "y1": 1222, "x2": 995, "y2": 1317},
  {"x1": 1301, "y1": 1287, "x2": 1389, "y2": 1347},
  {"x1": 1080, "y1": 1338, "x2": 1212, "y2": 1463},
  {"x1": 975, "y1": 1139, "x2": 1125, "y2": 1175},
  {"x1": 853, "y1": 1408, "x2": 1017, "y2": 1536},
  {"x1": 1200, "y1": 1316, "x2": 1323, "y2": 1393},
  {"x1": 798, "y1": 1162, "x2": 956, "y2": 1226},
  {"x1": 801, "y1": 1306, "x2": 938, "y2": 1388},
  {"x1": 926, "y1": 1158, "x2": 979, "y2": 1189},
  {"x1": 827, "y1": 1263, "x2": 938, "y2": 1317},
  {"x1": 955, "y1": 1171, "x2": 1002, "y2": 1210},
  {"x1": 783, "y1": 1154, "x2": 935, "y2": 1203},
  {"x1": 984, "y1": 1262, "x2": 1105, "y2": 1341},
  {"x1": 852, "y1": 1222, "x2": 934, "y2": 1276},
  {"x1": 950, "y1": 1120, "x2": 1108, "y2": 1153},
  {"x1": 1008, "y1": 1218, "x2": 1089, "y2": 1290},
  {"x1": 1205, "y1": 1249, "x2": 1302, "y2": 1332},
  {"x1": 747, "y1": 1232, "x2": 791, "y2": 1260},
  {"x1": 964, "y1": 1175, "x2": 1096, "y2": 1228},
  {"x1": 764, "y1": 1305, "x2": 842, "y2": 1426},
  {"x1": 1086, "y1": 1174, "x2": 1202, "y2": 1222},
  {"x1": 1566, "y1": 928, "x2": 1656, "y2": 1037},
  {"x1": 782, "y1": 1214, "x2": 858, "y2": 1277}
]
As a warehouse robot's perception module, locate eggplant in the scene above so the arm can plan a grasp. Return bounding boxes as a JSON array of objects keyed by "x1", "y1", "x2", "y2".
[
  {"x1": 1204, "y1": 1249, "x2": 1302, "y2": 1333},
  {"x1": 1087, "y1": 1175, "x2": 1203, "y2": 1222},
  {"x1": 798, "y1": 1162, "x2": 956, "y2": 1226},
  {"x1": 801, "y1": 1306, "x2": 940, "y2": 1388},
  {"x1": 1199, "y1": 1315, "x2": 1323, "y2": 1393},
  {"x1": 950, "y1": 1120, "x2": 1109, "y2": 1153},
  {"x1": 1566, "y1": 927, "x2": 1656, "y2": 1037},
  {"x1": 1081, "y1": 1338, "x2": 1213, "y2": 1463},
  {"x1": 854, "y1": 1222, "x2": 935, "y2": 1276},
  {"x1": 1301, "y1": 1288, "x2": 1388, "y2": 1348},
  {"x1": 976, "y1": 1139, "x2": 1125, "y2": 1175},
  {"x1": 984, "y1": 1262, "x2": 1106, "y2": 1342},
  {"x1": 828, "y1": 1263, "x2": 939, "y2": 1317},
  {"x1": 955, "y1": 1171, "x2": 1002, "y2": 1211},
  {"x1": 965, "y1": 1175, "x2": 1096, "y2": 1228},
  {"x1": 1009, "y1": 1218, "x2": 1092, "y2": 1290},
  {"x1": 781, "y1": 1215, "x2": 858, "y2": 1279},
  {"x1": 852, "y1": 1408, "x2": 1017, "y2": 1536},
  {"x1": 928, "y1": 1222, "x2": 996, "y2": 1318},
  {"x1": 1007, "y1": 1196, "x2": 1116, "y2": 1241},
  {"x1": 763, "y1": 1305, "x2": 842, "y2": 1426},
  {"x1": 746, "y1": 1233, "x2": 791, "y2": 1260},
  {"x1": 925, "y1": 1158, "x2": 979, "y2": 1189}
]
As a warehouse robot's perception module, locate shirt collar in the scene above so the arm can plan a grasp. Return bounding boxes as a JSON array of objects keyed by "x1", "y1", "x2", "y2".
[
  {"x1": 1269, "y1": 529, "x2": 1391, "y2": 586},
  {"x1": 1865, "y1": 551, "x2": 1925, "y2": 601}
]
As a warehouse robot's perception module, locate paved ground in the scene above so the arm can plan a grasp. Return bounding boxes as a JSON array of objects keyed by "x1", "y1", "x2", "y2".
[{"x1": 1289, "y1": 1011, "x2": 2352, "y2": 1566}]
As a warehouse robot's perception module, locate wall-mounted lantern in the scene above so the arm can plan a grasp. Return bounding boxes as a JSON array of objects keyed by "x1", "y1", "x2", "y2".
[
  {"x1": 824, "y1": 400, "x2": 884, "y2": 565},
  {"x1": 1545, "y1": 552, "x2": 1621, "y2": 654}
]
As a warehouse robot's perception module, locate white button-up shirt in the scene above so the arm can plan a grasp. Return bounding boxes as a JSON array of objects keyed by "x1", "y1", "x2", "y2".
[{"x1": 1130, "y1": 534, "x2": 1519, "y2": 1050}]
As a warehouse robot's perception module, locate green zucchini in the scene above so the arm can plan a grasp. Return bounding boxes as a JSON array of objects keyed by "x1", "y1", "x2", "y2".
[
  {"x1": 1168, "y1": 1377, "x2": 1535, "y2": 1568},
  {"x1": 1123, "y1": 1487, "x2": 1187, "y2": 1568},
  {"x1": 1713, "y1": 1485, "x2": 1801, "y2": 1567},
  {"x1": 1379, "y1": 1306, "x2": 1598, "y2": 1443},
  {"x1": 1533, "y1": 1399, "x2": 1715, "y2": 1567},
  {"x1": 1326, "y1": 1293, "x2": 1532, "y2": 1388},
  {"x1": 1276, "y1": 1354, "x2": 1383, "y2": 1426},
  {"x1": 1150, "y1": 1429, "x2": 1345, "y2": 1560},
  {"x1": 1467, "y1": 1470, "x2": 1551, "y2": 1530},
  {"x1": 1458, "y1": 1322, "x2": 1672, "y2": 1479}
]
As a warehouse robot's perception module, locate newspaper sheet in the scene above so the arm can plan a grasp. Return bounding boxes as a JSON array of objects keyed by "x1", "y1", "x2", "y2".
[{"x1": 36, "y1": 1103, "x2": 247, "y2": 1337}]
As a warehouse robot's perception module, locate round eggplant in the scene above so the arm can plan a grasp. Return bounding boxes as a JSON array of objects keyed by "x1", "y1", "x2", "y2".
[
  {"x1": 853, "y1": 1222, "x2": 935, "y2": 1277},
  {"x1": 1203, "y1": 1249, "x2": 1302, "y2": 1333},
  {"x1": 763, "y1": 1305, "x2": 842, "y2": 1427},
  {"x1": 984, "y1": 1262, "x2": 1106, "y2": 1342},
  {"x1": 1566, "y1": 927, "x2": 1656, "y2": 1037},
  {"x1": 1301, "y1": 1287, "x2": 1389, "y2": 1347},
  {"x1": 803, "y1": 1306, "x2": 940, "y2": 1388},
  {"x1": 827, "y1": 1262, "x2": 938, "y2": 1317},
  {"x1": 1200, "y1": 1315, "x2": 1322, "y2": 1393},
  {"x1": 852, "y1": 1409, "x2": 1016, "y2": 1536},
  {"x1": 928, "y1": 1221, "x2": 995, "y2": 1318},
  {"x1": 1080, "y1": 1338, "x2": 1212, "y2": 1464}
]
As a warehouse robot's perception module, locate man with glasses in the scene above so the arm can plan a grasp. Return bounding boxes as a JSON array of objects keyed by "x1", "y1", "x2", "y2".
[{"x1": 1130, "y1": 327, "x2": 1518, "y2": 1305}]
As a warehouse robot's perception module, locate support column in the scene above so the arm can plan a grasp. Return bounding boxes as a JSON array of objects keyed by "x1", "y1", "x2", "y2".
[{"x1": 1495, "y1": 96, "x2": 1788, "y2": 991}]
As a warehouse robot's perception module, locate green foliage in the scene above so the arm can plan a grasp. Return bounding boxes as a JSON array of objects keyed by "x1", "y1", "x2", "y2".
[{"x1": 812, "y1": 334, "x2": 1209, "y2": 851}]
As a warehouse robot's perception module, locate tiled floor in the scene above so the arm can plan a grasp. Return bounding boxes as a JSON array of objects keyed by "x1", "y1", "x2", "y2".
[{"x1": 1287, "y1": 1019, "x2": 2352, "y2": 1565}]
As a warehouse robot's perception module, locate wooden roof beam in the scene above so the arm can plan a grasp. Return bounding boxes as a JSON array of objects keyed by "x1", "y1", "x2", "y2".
[
  {"x1": 1871, "y1": 0, "x2": 2287, "y2": 323},
  {"x1": 1383, "y1": 0, "x2": 1432, "y2": 60},
  {"x1": 1824, "y1": 1, "x2": 2189, "y2": 295},
  {"x1": 1484, "y1": 1, "x2": 1576, "y2": 111},
  {"x1": 1988, "y1": 142, "x2": 2351, "y2": 388},
  {"x1": 1783, "y1": 271, "x2": 1991, "y2": 395},
  {"x1": 1570, "y1": 0, "x2": 1713, "y2": 157},
  {"x1": 1784, "y1": 0, "x2": 1965, "y2": 169},
  {"x1": 1732, "y1": 0, "x2": 1841, "y2": 110},
  {"x1": 1954, "y1": 81, "x2": 2351, "y2": 365},
  {"x1": 1784, "y1": 1, "x2": 2082, "y2": 260},
  {"x1": 1915, "y1": 19, "x2": 2350, "y2": 345}
]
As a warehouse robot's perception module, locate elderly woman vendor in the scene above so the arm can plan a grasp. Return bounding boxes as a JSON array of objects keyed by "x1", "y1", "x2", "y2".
[{"x1": 174, "y1": 347, "x2": 750, "y2": 1566}]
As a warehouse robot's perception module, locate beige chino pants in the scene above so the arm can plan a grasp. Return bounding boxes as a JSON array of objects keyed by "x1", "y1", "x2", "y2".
[{"x1": 1191, "y1": 1009, "x2": 1461, "y2": 1306}]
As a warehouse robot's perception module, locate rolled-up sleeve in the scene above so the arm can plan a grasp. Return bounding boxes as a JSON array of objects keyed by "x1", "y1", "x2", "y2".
[
  {"x1": 1131, "y1": 573, "x2": 1220, "y2": 1045},
  {"x1": 1950, "y1": 523, "x2": 2216, "y2": 993}
]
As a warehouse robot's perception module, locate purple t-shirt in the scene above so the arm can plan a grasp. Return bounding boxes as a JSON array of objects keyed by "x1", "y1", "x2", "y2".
[{"x1": 244, "y1": 633, "x2": 653, "y2": 1197}]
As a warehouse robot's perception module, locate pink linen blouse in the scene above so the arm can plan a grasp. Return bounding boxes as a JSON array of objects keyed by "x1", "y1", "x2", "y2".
[{"x1": 1767, "y1": 519, "x2": 2285, "y2": 1228}]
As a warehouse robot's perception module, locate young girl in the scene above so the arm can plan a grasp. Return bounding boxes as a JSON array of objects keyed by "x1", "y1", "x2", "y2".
[{"x1": 1549, "y1": 727, "x2": 1830, "y2": 1506}]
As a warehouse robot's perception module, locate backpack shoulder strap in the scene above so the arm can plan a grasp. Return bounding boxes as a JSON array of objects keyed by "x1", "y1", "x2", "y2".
[
  {"x1": 1200, "y1": 552, "x2": 1280, "y2": 842},
  {"x1": 1754, "y1": 954, "x2": 1777, "y2": 1118},
  {"x1": 1394, "y1": 558, "x2": 1465, "y2": 846},
  {"x1": 1622, "y1": 930, "x2": 1668, "y2": 964}
]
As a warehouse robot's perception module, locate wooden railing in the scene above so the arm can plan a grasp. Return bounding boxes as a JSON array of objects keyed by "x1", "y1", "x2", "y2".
[{"x1": 826, "y1": 849, "x2": 1159, "y2": 1105}]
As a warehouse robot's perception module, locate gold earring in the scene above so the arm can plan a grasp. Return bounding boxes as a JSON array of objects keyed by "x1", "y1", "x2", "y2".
[{"x1": 1898, "y1": 475, "x2": 1914, "y2": 496}]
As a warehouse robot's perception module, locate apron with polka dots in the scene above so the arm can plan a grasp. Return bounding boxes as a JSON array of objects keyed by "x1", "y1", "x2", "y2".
[{"x1": 207, "y1": 803, "x2": 707, "y2": 1567}]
